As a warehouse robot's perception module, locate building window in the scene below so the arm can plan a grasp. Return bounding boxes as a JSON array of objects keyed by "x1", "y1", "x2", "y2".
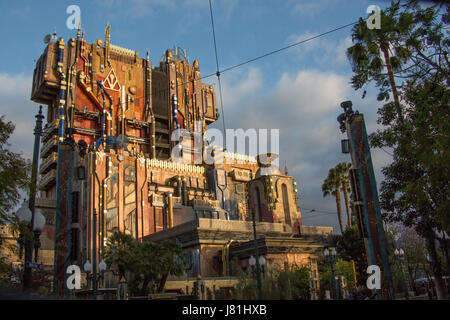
[
  {"x1": 254, "y1": 187, "x2": 263, "y2": 222},
  {"x1": 71, "y1": 191, "x2": 79, "y2": 224},
  {"x1": 282, "y1": 184, "x2": 291, "y2": 225},
  {"x1": 70, "y1": 228, "x2": 79, "y2": 262}
]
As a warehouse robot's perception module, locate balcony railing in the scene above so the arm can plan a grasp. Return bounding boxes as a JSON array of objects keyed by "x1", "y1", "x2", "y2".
[
  {"x1": 40, "y1": 136, "x2": 58, "y2": 158},
  {"x1": 35, "y1": 197, "x2": 56, "y2": 209},
  {"x1": 39, "y1": 152, "x2": 57, "y2": 174},
  {"x1": 39, "y1": 169, "x2": 56, "y2": 190},
  {"x1": 41, "y1": 118, "x2": 59, "y2": 142}
]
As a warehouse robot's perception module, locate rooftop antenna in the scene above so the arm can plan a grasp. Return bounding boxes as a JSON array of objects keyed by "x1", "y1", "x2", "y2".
[
  {"x1": 105, "y1": 22, "x2": 111, "y2": 67},
  {"x1": 77, "y1": 19, "x2": 82, "y2": 39}
]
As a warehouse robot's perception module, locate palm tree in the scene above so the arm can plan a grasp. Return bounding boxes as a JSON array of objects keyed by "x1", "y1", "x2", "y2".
[
  {"x1": 346, "y1": 4, "x2": 405, "y2": 122},
  {"x1": 322, "y1": 168, "x2": 344, "y2": 234},
  {"x1": 336, "y1": 162, "x2": 353, "y2": 227}
]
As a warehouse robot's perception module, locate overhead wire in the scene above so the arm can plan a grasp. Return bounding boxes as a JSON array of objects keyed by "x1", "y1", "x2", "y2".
[
  {"x1": 216, "y1": 20, "x2": 358, "y2": 75},
  {"x1": 152, "y1": 19, "x2": 358, "y2": 100},
  {"x1": 300, "y1": 207, "x2": 339, "y2": 215},
  {"x1": 208, "y1": 0, "x2": 227, "y2": 149}
]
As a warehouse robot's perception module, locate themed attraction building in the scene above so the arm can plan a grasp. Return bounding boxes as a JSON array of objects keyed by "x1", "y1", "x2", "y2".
[{"x1": 30, "y1": 25, "x2": 332, "y2": 298}]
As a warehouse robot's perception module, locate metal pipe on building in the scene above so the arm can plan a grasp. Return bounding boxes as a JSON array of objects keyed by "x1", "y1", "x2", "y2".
[
  {"x1": 167, "y1": 192, "x2": 174, "y2": 228},
  {"x1": 140, "y1": 159, "x2": 148, "y2": 240},
  {"x1": 177, "y1": 176, "x2": 182, "y2": 197},
  {"x1": 102, "y1": 156, "x2": 112, "y2": 251},
  {"x1": 182, "y1": 176, "x2": 187, "y2": 206}
]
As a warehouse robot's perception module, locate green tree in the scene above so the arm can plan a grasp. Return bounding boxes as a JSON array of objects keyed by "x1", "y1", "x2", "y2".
[
  {"x1": 385, "y1": 223, "x2": 430, "y2": 295},
  {"x1": 322, "y1": 162, "x2": 353, "y2": 233},
  {"x1": 347, "y1": 1, "x2": 405, "y2": 119},
  {"x1": 322, "y1": 167, "x2": 344, "y2": 233},
  {"x1": 103, "y1": 231, "x2": 136, "y2": 280},
  {"x1": 336, "y1": 225, "x2": 367, "y2": 284},
  {"x1": 336, "y1": 162, "x2": 353, "y2": 227},
  {"x1": 232, "y1": 266, "x2": 311, "y2": 300},
  {"x1": 0, "y1": 115, "x2": 30, "y2": 282},
  {"x1": 104, "y1": 231, "x2": 184, "y2": 296},
  {"x1": 0, "y1": 115, "x2": 30, "y2": 224},
  {"x1": 346, "y1": 0, "x2": 449, "y2": 299},
  {"x1": 319, "y1": 258, "x2": 356, "y2": 296}
]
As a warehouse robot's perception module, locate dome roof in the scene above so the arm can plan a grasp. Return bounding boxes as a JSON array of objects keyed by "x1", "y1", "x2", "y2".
[{"x1": 255, "y1": 165, "x2": 282, "y2": 178}]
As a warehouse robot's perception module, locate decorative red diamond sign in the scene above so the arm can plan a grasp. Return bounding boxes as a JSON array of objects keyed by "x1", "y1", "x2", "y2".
[{"x1": 104, "y1": 68, "x2": 120, "y2": 91}]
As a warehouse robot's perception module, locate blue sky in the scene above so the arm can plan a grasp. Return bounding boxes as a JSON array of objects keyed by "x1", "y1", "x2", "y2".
[{"x1": 0, "y1": 0, "x2": 397, "y2": 233}]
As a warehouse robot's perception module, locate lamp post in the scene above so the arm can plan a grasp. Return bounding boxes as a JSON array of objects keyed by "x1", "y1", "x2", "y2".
[
  {"x1": 16, "y1": 201, "x2": 46, "y2": 293},
  {"x1": 249, "y1": 255, "x2": 256, "y2": 279},
  {"x1": 17, "y1": 106, "x2": 45, "y2": 294},
  {"x1": 394, "y1": 248, "x2": 409, "y2": 300},
  {"x1": 248, "y1": 256, "x2": 266, "y2": 279},
  {"x1": 84, "y1": 258, "x2": 107, "y2": 299},
  {"x1": 250, "y1": 208, "x2": 263, "y2": 300},
  {"x1": 259, "y1": 256, "x2": 266, "y2": 279},
  {"x1": 324, "y1": 247, "x2": 338, "y2": 299}
]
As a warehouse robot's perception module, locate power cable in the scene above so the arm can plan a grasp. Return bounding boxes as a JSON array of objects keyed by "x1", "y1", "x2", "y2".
[
  {"x1": 300, "y1": 207, "x2": 338, "y2": 215},
  {"x1": 153, "y1": 19, "x2": 358, "y2": 99},
  {"x1": 216, "y1": 20, "x2": 358, "y2": 75},
  {"x1": 209, "y1": 0, "x2": 227, "y2": 150}
]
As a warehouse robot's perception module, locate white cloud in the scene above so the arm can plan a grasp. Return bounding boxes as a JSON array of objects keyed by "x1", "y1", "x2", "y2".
[
  {"x1": 0, "y1": 73, "x2": 36, "y2": 160},
  {"x1": 287, "y1": 0, "x2": 345, "y2": 17},
  {"x1": 287, "y1": 32, "x2": 353, "y2": 68},
  {"x1": 95, "y1": 0, "x2": 213, "y2": 19},
  {"x1": 217, "y1": 67, "x2": 392, "y2": 233},
  {"x1": 221, "y1": 67, "x2": 264, "y2": 112}
]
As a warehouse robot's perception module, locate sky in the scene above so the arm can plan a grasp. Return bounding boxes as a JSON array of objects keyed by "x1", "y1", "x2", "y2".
[{"x1": 0, "y1": 0, "x2": 398, "y2": 234}]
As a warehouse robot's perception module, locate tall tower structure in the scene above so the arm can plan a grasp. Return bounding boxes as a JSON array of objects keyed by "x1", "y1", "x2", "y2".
[{"x1": 31, "y1": 26, "x2": 329, "y2": 297}]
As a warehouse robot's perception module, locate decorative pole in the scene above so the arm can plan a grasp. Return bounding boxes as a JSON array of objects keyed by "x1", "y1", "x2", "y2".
[
  {"x1": 23, "y1": 106, "x2": 44, "y2": 293},
  {"x1": 337, "y1": 100, "x2": 394, "y2": 300},
  {"x1": 251, "y1": 209, "x2": 263, "y2": 300}
]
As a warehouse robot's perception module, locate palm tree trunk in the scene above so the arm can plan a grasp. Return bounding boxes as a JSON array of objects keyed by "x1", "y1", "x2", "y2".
[
  {"x1": 380, "y1": 42, "x2": 403, "y2": 122},
  {"x1": 342, "y1": 181, "x2": 352, "y2": 227},
  {"x1": 335, "y1": 190, "x2": 344, "y2": 234}
]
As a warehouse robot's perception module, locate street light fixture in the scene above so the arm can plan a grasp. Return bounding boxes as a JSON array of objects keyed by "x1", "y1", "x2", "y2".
[
  {"x1": 259, "y1": 256, "x2": 266, "y2": 279},
  {"x1": 249, "y1": 255, "x2": 266, "y2": 280},
  {"x1": 84, "y1": 258, "x2": 107, "y2": 299},
  {"x1": 394, "y1": 248, "x2": 409, "y2": 300},
  {"x1": 16, "y1": 200, "x2": 46, "y2": 291},
  {"x1": 249, "y1": 256, "x2": 256, "y2": 279},
  {"x1": 32, "y1": 208, "x2": 45, "y2": 263},
  {"x1": 324, "y1": 247, "x2": 338, "y2": 299}
]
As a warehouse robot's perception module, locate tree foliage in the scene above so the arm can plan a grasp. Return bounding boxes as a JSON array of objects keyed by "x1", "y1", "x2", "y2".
[
  {"x1": 322, "y1": 162, "x2": 353, "y2": 233},
  {"x1": 336, "y1": 225, "x2": 367, "y2": 284},
  {"x1": 319, "y1": 258, "x2": 356, "y2": 294},
  {"x1": 0, "y1": 115, "x2": 30, "y2": 224},
  {"x1": 232, "y1": 265, "x2": 311, "y2": 300},
  {"x1": 346, "y1": 0, "x2": 449, "y2": 299},
  {"x1": 385, "y1": 223, "x2": 432, "y2": 294},
  {"x1": 103, "y1": 231, "x2": 184, "y2": 296}
]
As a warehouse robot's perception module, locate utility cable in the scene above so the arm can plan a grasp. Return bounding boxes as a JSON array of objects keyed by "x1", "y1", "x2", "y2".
[
  {"x1": 300, "y1": 207, "x2": 339, "y2": 215},
  {"x1": 209, "y1": 0, "x2": 227, "y2": 150},
  {"x1": 153, "y1": 19, "x2": 358, "y2": 102},
  {"x1": 216, "y1": 20, "x2": 358, "y2": 75}
]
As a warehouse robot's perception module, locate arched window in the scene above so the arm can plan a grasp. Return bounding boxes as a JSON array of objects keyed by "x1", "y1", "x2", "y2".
[
  {"x1": 282, "y1": 184, "x2": 291, "y2": 224},
  {"x1": 254, "y1": 186, "x2": 263, "y2": 222}
]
